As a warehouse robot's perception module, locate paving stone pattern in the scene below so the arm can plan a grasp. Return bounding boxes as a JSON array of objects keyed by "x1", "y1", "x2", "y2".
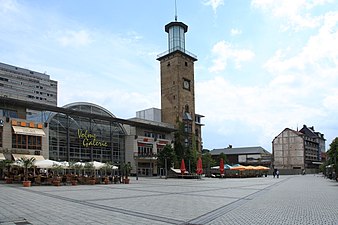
[{"x1": 0, "y1": 175, "x2": 337, "y2": 225}]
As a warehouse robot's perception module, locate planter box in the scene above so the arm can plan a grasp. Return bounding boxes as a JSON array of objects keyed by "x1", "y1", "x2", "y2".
[
  {"x1": 89, "y1": 179, "x2": 96, "y2": 185},
  {"x1": 22, "y1": 180, "x2": 31, "y2": 187},
  {"x1": 53, "y1": 180, "x2": 61, "y2": 186},
  {"x1": 123, "y1": 178, "x2": 130, "y2": 184},
  {"x1": 5, "y1": 178, "x2": 13, "y2": 184}
]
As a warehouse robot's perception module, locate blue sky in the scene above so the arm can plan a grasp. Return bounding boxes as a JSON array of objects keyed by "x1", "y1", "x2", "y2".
[{"x1": 1, "y1": 0, "x2": 338, "y2": 151}]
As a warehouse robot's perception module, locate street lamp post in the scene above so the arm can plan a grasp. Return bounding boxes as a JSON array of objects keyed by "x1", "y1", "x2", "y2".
[
  {"x1": 165, "y1": 157, "x2": 168, "y2": 179},
  {"x1": 135, "y1": 155, "x2": 138, "y2": 181}
]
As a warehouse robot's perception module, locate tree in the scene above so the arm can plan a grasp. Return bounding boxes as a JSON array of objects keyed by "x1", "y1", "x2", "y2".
[
  {"x1": 202, "y1": 152, "x2": 215, "y2": 177},
  {"x1": 157, "y1": 144, "x2": 176, "y2": 171},
  {"x1": 219, "y1": 152, "x2": 228, "y2": 164},
  {"x1": 17, "y1": 157, "x2": 36, "y2": 181},
  {"x1": 173, "y1": 119, "x2": 199, "y2": 172},
  {"x1": 52, "y1": 163, "x2": 63, "y2": 176},
  {"x1": 74, "y1": 163, "x2": 83, "y2": 175},
  {"x1": 173, "y1": 120, "x2": 186, "y2": 165},
  {"x1": 123, "y1": 162, "x2": 132, "y2": 179},
  {"x1": 0, "y1": 159, "x2": 13, "y2": 179},
  {"x1": 84, "y1": 162, "x2": 95, "y2": 177},
  {"x1": 202, "y1": 152, "x2": 216, "y2": 168},
  {"x1": 327, "y1": 137, "x2": 338, "y2": 174}
]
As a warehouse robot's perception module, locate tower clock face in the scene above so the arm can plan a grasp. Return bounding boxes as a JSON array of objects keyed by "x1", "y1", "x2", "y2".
[{"x1": 183, "y1": 80, "x2": 190, "y2": 90}]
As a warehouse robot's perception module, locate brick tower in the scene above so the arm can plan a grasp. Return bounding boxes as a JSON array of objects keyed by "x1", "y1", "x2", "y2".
[{"x1": 157, "y1": 18, "x2": 203, "y2": 153}]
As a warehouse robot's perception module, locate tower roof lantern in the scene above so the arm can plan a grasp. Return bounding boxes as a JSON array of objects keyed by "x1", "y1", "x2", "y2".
[{"x1": 165, "y1": 21, "x2": 188, "y2": 33}]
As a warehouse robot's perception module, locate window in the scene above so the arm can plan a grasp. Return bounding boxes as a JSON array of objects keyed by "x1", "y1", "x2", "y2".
[
  {"x1": 2, "y1": 109, "x2": 18, "y2": 118},
  {"x1": 184, "y1": 123, "x2": 192, "y2": 133},
  {"x1": 158, "y1": 133, "x2": 166, "y2": 139},
  {"x1": 144, "y1": 132, "x2": 165, "y2": 140},
  {"x1": 138, "y1": 144, "x2": 153, "y2": 157},
  {"x1": 12, "y1": 134, "x2": 42, "y2": 150}
]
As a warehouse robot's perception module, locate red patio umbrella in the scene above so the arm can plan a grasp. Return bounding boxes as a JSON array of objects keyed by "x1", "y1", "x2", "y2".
[
  {"x1": 196, "y1": 157, "x2": 203, "y2": 175},
  {"x1": 220, "y1": 158, "x2": 224, "y2": 176},
  {"x1": 180, "y1": 159, "x2": 186, "y2": 175}
]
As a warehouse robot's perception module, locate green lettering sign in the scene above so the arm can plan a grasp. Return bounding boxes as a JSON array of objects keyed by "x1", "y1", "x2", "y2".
[{"x1": 77, "y1": 129, "x2": 108, "y2": 148}]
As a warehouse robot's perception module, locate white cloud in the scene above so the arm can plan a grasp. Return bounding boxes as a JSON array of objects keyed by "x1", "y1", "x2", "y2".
[
  {"x1": 199, "y1": 5, "x2": 338, "y2": 150},
  {"x1": 196, "y1": 73, "x2": 328, "y2": 150},
  {"x1": 209, "y1": 41, "x2": 255, "y2": 72},
  {"x1": 0, "y1": 0, "x2": 19, "y2": 13},
  {"x1": 264, "y1": 11, "x2": 338, "y2": 83},
  {"x1": 57, "y1": 30, "x2": 93, "y2": 47},
  {"x1": 230, "y1": 28, "x2": 242, "y2": 36},
  {"x1": 251, "y1": 0, "x2": 333, "y2": 31},
  {"x1": 203, "y1": 0, "x2": 224, "y2": 13}
]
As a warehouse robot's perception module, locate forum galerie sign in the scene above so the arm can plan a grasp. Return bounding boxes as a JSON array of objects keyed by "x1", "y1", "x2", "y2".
[{"x1": 77, "y1": 129, "x2": 108, "y2": 148}]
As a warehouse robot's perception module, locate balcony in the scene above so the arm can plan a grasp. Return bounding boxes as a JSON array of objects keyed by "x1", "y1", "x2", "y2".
[{"x1": 157, "y1": 47, "x2": 197, "y2": 61}]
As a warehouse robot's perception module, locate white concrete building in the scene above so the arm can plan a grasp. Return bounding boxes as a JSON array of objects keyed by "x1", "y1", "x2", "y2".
[{"x1": 0, "y1": 62, "x2": 57, "y2": 106}]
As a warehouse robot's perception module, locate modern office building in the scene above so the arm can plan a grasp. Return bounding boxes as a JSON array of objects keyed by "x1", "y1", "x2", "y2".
[
  {"x1": 157, "y1": 18, "x2": 204, "y2": 153},
  {"x1": 0, "y1": 62, "x2": 57, "y2": 106},
  {"x1": 272, "y1": 125, "x2": 325, "y2": 173}
]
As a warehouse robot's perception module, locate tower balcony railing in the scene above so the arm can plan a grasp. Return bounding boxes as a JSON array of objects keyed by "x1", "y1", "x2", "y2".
[{"x1": 157, "y1": 46, "x2": 197, "y2": 60}]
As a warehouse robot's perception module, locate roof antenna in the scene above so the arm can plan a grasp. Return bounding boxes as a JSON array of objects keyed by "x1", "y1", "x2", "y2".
[{"x1": 175, "y1": 0, "x2": 178, "y2": 21}]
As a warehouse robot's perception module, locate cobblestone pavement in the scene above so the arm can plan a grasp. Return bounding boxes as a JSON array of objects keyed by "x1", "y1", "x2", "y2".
[{"x1": 0, "y1": 175, "x2": 337, "y2": 225}]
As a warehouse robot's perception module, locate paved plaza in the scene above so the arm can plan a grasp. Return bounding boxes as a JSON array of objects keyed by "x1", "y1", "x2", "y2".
[{"x1": 0, "y1": 175, "x2": 337, "y2": 225}]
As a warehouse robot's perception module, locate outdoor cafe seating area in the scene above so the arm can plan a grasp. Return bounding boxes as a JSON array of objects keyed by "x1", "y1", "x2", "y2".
[
  {"x1": 2, "y1": 158, "x2": 125, "y2": 186},
  {"x1": 210, "y1": 164, "x2": 270, "y2": 178},
  {"x1": 7, "y1": 173, "x2": 123, "y2": 186}
]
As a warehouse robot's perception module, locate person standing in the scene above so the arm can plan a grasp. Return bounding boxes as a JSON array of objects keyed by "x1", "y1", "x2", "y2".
[{"x1": 276, "y1": 170, "x2": 280, "y2": 178}]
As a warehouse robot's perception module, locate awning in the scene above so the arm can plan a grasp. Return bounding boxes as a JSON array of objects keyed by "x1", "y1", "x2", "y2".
[
  {"x1": 0, "y1": 153, "x2": 5, "y2": 160},
  {"x1": 12, "y1": 126, "x2": 46, "y2": 136},
  {"x1": 12, "y1": 154, "x2": 45, "y2": 161}
]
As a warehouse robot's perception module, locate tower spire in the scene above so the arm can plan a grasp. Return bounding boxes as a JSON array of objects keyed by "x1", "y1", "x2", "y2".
[{"x1": 175, "y1": 0, "x2": 178, "y2": 21}]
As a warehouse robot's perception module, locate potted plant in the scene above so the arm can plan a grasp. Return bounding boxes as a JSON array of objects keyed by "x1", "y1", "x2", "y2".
[
  {"x1": 123, "y1": 162, "x2": 132, "y2": 184},
  {"x1": 17, "y1": 157, "x2": 36, "y2": 187},
  {"x1": 51, "y1": 164, "x2": 63, "y2": 186},
  {"x1": 74, "y1": 163, "x2": 83, "y2": 176},
  {"x1": 85, "y1": 162, "x2": 96, "y2": 185},
  {"x1": 102, "y1": 162, "x2": 112, "y2": 184},
  {"x1": 68, "y1": 161, "x2": 78, "y2": 185},
  {"x1": 71, "y1": 175, "x2": 78, "y2": 185}
]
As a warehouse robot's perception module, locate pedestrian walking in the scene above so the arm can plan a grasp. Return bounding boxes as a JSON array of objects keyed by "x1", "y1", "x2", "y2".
[{"x1": 276, "y1": 170, "x2": 280, "y2": 178}]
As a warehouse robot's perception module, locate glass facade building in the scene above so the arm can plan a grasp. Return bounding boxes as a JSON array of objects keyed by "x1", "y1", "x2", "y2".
[{"x1": 48, "y1": 103, "x2": 126, "y2": 165}]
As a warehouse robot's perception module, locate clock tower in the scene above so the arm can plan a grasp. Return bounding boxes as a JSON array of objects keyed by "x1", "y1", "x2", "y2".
[{"x1": 157, "y1": 18, "x2": 204, "y2": 153}]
